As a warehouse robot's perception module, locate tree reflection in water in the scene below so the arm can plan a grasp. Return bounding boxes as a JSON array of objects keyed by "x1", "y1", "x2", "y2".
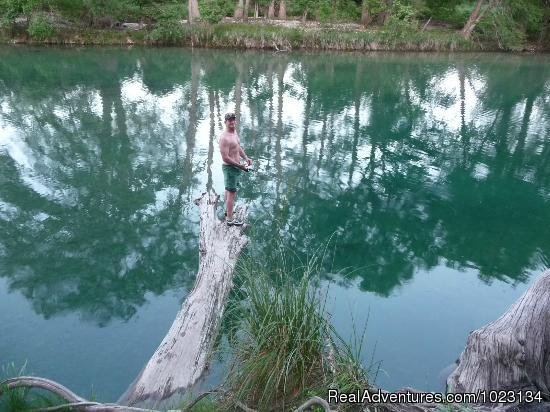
[{"x1": 0, "y1": 48, "x2": 548, "y2": 323}]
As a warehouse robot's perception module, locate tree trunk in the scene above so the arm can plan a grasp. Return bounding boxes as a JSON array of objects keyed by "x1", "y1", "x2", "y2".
[
  {"x1": 447, "y1": 270, "x2": 550, "y2": 401},
  {"x1": 302, "y1": 10, "x2": 308, "y2": 22},
  {"x1": 255, "y1": 2, "x2": 259, "y2": 18},
  {"x1": 278, "y1": 0, "x2": 287, "y2": 20},
  {"x1": 234, "y1": 0, "x2": 244, "y2": 19},
  {"x1": 461, "y1": 0, "x2": 484, "y2": 38},
  {"x1": 119, "y1": 192, "x2": 248, "y2": 407},
  {"x1": 234, "y1": 60, "x2": 244, "y2": 132},
  {"x1": 361, "y1": 0, "x2": 371, "y2": 26},
  {"x1": 179, "y1": 59, "x2": 201, "y2": 198},
  {"x1": 267, "y1": 0, "x2": 275, "y2": 19},
  {"x1": 275, "y1": 62, "x2": 284, "y2": 197},
  {"x1": 378, "y1": 0, "x2": 393, "y2": 25},
  {"x1": 349, "y1": 66, "x2": 362, "y2": 186},
  {"x1": 243, "y1": 0, "x2": 250, "y2": 21},
  {"x1": 507, "y1": 95, "x2": 534, "y2": 176},
  {"x1": 188, "y1": 0, "x2": 200, "y2": 24},
  {"x1": 207, "y1": 90, "x2": 215, "y2": 192},
  {"x1": 458, "y1": 62, "x2": 470, "y2": 164},
  {"x1": 461, "y1": 0, "x2": 499, "y2": 39},
  {"x1": 538, "y1": 13, "x2": 549, "y2": 45}
]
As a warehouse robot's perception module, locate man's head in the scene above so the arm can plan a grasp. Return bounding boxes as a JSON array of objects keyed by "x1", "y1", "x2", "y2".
[{"x1": 225, "y1": 112, "x2": 236, "y2": 132}]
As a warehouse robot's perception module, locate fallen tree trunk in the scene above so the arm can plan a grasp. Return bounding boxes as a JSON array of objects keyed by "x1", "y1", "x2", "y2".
[
  {"x1": 447, "y1": 270, "x2": 550, "y2": 403},
  {"x1": 119, "y1": 191, "x2": 248, "y2": 407}
]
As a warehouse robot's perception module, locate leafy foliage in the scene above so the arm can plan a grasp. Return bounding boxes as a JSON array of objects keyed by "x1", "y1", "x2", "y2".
[
  {"x1": 383, "y1": 0, "x2": 419, "y2": 32},
  {"x1": 418, "y1": 0, "x2": 468, "y2": 26},
  {"x1": 475, "y1": 1, "x2": 540, "y2": 50},
  {"x1": 27, "y1": 11, "x2": 55, "y2": 39},
  {"x1": 199, "y1": 0, "x2": 227, "y2": 23},
  {"x1": 147, "y1": 18, "x2": 185, "y2": 42},
  {"x1": 0, "y1": 2, "x2": 547, "y2": 55}
]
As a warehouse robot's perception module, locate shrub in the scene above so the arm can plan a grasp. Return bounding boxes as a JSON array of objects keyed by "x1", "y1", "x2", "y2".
[
  {"x1": 316, "y1": 0, "x2": 332, "y2": 22},
  {"x1": 476, "y1": 3, "x2": 526, "y2": 50},
  {"x1": 314, "y1": 0, "x2": 360, "y2": 23},
  {"x1": 147, "y1": 19, "x2": 185, "y2": 43},
  {"x1": 451, "y1": 2, "x2": 476, "y2": 27},
  {"x1": 27, "y1": 12, "x2": 55, "y2": 40},
  {"x1": 382, "y1": 0, "x2": 418, "y2": 38},
  {"x1": 0, "y1": 0, "x2": 21, "y2": 24},
  {"x1": 155, "y1": 1, "x2": 186, "y2": 21},
  {"x1": 391, "y1": 0, "x2": 418, "y2": 23},
  {"x1": 199, "y1": 0, "x2": 226, "y2": 24},
  {"x1": 418, "y1": 0, "x2": 470, "y2": 28},
  {"x1": 507, "y1": 0, "x2": 544, "y2": 40}
]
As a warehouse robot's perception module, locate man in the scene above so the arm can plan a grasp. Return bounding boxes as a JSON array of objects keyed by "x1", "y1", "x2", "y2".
[{"x1": 219, "y1": 112, "x2": 252, "y2": 226}]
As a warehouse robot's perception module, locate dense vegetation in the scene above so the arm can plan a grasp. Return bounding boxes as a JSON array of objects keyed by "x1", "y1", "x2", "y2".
[{"x1": 0, "y1": 0, "x2": 548, "y2": 50}]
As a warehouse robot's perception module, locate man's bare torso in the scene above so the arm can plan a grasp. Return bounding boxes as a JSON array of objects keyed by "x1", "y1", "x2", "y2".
[{"x1": 219, "y1": 131, "x2": 241, "y2": 165}]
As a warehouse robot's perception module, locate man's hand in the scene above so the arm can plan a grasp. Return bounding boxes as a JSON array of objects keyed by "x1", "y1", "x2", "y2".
[{"x1": 240, "y1": 161, "x2": 254, "y2": 172}]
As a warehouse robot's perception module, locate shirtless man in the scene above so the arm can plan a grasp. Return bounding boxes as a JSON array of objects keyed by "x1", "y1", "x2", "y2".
[{"x1": 219, "y1": 112, "x2": 252, "y2": 226}]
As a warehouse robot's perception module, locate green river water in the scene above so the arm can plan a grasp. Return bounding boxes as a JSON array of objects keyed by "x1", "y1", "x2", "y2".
[{"x1": 0, "y1": 47, "x2": 549, "y2": 402}]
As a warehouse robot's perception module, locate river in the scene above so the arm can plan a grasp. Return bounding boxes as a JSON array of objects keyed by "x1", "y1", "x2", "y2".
[{"x1": 0, "y1": 47, "x2": 549, "y2": 402}]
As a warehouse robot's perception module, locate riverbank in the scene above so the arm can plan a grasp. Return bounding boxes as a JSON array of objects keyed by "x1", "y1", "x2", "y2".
[{"x1": 1, "y1": 19, "x2": 546, "y2": 52}]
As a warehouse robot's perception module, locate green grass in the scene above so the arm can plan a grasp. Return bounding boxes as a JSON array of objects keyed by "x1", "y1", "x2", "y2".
[
  {"x1": 178, "y1": 393, "x2": 220, "y2": 411},
  {"x1": 176, "y1": 23, "x2": 478, "y2": 51},
  {"x1": 0, "y1": 362, "x2": 68, "y2": 412},
  {"x1": 0, "y1": 20, "x2": 485, "y2": 51},
  {"x1": 224, "y1": 247, "x2": 373, "y2": 411}
]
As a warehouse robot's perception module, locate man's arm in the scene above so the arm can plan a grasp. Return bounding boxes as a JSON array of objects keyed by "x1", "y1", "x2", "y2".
[{"x1": 238, "y1": 138, "x2": 252, "y2": 165}]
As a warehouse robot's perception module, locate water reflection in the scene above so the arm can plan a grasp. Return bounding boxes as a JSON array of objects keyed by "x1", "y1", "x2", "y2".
[{"x1": 0, "y1": 48, "x2": 548, "y2": 323}]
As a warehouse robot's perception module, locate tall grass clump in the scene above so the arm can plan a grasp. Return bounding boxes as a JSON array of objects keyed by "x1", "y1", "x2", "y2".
[
  {"x1": 27, "y1": 12, "x2": 56, "y2": 40},
  {"x1": 226, "y1": 247, "x2": 372, "y2": 411},
  {"x1": 0, "y1": 362, "x2": 66, "y2": 411}
]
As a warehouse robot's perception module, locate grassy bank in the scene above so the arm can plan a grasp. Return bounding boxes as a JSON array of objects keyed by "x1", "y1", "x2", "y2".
[{"x1": 0, "y1": 21, "x2": 494, "y2": 51}]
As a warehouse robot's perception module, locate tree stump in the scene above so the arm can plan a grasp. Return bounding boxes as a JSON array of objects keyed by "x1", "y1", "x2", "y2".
[
  {"x1": 119, "y1": 191, "x2": 248, "y2": 407},
  {"x1": 447, "y1": 270, "x2": 550, "y2": 402}
]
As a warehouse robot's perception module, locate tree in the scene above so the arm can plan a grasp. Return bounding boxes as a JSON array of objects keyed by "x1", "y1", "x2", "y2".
[
  {"x1": 278, "y1": 0, "x2": 286, "y2": 19},
  {"x1": 361, "y1": 0, "x2": 372, "y2": 25},
  {"x1": 188, "y1": 0, "x2": 200, "y2": 23},
  {"x1": 234, "y1": 0, "x2": 244, "y2": 18},
  {"x1": 461, "y1": 0, "x2": 500, "y2": 38},
  {"x1": 267, "y1": 0, "x2": 275, "y2": 18},
  {"x1": 244, "y1": 0, "x2": 250, "y2": 20},
  {"x1": 295, "y1": 0, "x2": 316, "y2": 21}
]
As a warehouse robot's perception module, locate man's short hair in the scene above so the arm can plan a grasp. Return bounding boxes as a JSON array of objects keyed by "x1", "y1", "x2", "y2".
[{"x1": 225, "y1": 112, "x2": 236, "y2": 121}]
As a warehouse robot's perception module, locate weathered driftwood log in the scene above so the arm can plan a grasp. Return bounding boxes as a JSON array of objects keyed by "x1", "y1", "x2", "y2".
[
  {"x1": 447, "y1": 270, "x2": 550, "y2": 402},
  {"x1": 0, "y1": 376, "x2": 155, "y2": 411},
  {"x1": 1, "y1": 376, "x2": 86, "y2": 404},
  {"x1": 119, "y1": 191, "x2": 248, "y2": 407},
  {"x1": 0, "y1": 376, "x2": 333, "y2": 412}
]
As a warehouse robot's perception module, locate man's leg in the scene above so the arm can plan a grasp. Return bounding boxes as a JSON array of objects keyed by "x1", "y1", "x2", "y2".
[{"x1": 225, "y1": 189, "x2": 236, "y2": 220}]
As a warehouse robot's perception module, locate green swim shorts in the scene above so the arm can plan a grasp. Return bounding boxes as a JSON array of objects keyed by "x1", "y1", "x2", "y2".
[{"x1": 222, "y1": 164, "x2": 242, "y2": 193}]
